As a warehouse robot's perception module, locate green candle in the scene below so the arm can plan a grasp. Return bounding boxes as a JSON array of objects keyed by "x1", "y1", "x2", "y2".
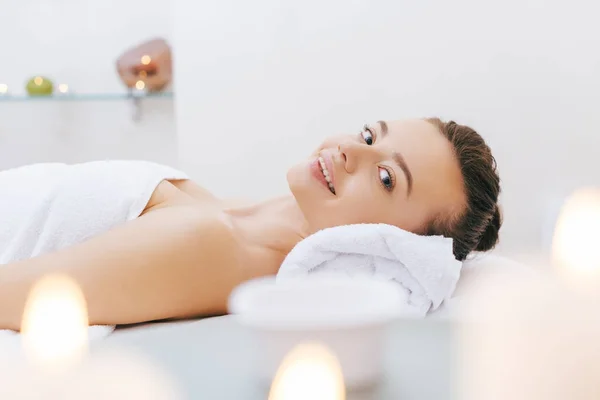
[{"x1": 26, "y1": 76, "x2": 54, "y2": 96}]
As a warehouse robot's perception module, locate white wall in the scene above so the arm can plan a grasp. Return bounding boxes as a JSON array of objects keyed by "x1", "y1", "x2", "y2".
[
  {"x1": 0, "y1": 0, "x2": 177, "y2": 169},
  {"x1": 174, "y1": 0, "x2": 600, "y2": 257}
]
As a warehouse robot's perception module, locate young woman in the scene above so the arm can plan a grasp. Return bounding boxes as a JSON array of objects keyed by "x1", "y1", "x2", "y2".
[{"x1": 0, "y1": 118, "x2": 501, "y2": 330}]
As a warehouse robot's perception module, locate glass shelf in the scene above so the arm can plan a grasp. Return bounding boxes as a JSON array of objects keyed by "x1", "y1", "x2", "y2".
[
  {"x1": 0, "y1": 92, "x2": 174, "y2": 102},
  {"x1": 0, "y1": 91, "x2": 174, "y2": 121}
]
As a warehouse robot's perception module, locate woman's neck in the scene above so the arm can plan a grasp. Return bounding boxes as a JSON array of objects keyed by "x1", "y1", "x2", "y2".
[{"x1": 222, "y1": 195, "x2": 310, "y2": 258}]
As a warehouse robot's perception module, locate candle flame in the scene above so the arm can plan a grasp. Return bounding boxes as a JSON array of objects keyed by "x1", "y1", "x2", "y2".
[
  {"x1": 135, "y1": 80, "x2": 146, "y2": 90},
  {"x1": 269, "y1": 342, "x2": 345, "y2": 400},
  {"x1": 552, "y1": 187, "x2": 600, "y2": 290},
  {"x1": 34, "y1": 77, "x2": 43, "y2": 86},
  {"x1": 141, "y1": 55, "x2": 151, "y2": 65},
  {"x1": 21, "y1": 274, "x2": 89, "y2": 373}
]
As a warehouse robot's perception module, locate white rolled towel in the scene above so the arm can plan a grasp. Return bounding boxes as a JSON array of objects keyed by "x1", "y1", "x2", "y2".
[{"x1": 277, "y1": 223, "x2": 463, "y2": 317}]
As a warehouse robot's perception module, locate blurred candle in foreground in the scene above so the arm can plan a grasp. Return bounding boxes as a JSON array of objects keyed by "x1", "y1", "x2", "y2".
[
  {"x1": 552, "y1": 187, "x2": 600, "y2": 292},
  {"x1": 21, "y1": 274, "x2": 89, "y2": 374},
  {"x1": 0, "y1": 83, "x2": 8, "y2": 95},
  {"x1": 269, "y1": 342, "x2": 345, "y2": 400},
  {"x1": 1, "y1": 273, "x2": 183, "y2": 400}
]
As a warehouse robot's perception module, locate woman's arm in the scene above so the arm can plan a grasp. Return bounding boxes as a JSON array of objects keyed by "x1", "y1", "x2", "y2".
[{"x1": 0, "y1": 207, "x2": 242, "y2": 330}]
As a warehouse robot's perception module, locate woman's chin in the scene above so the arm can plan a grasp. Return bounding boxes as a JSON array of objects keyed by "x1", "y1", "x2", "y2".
[
  {"x1": 286, "y1": 159, "x2": 313, "y2": 188},
  {"x1": 285, "y1": 164, "x2": 301, "y2": 191}
]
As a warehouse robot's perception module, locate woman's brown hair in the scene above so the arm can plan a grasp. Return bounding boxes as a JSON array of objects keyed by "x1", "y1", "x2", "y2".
[{"x1": 425, "y1": 118, "x2": 501, "y2": 261}]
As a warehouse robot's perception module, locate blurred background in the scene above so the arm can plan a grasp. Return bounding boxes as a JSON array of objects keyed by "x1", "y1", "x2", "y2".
[{"x1": 1, "y1": 0, "x2": 598, "y2": 262}]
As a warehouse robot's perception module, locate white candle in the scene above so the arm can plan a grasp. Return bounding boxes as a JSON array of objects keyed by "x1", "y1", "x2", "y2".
[
  {"x1": 552, "y1": 187, "x2": 600, "y2": 293},
  {"x1": 455, "y1": 188, "x2": 600, "y2": 399},
  {"x1": 268, "y1": 342, "x2": 345, "y2": 400},
  {"x1": 0, "y1": 274, "x2": 182, "y2": 399},
  {"x1": 457, "y1": 275, "x2": 600, "y2": 400}
]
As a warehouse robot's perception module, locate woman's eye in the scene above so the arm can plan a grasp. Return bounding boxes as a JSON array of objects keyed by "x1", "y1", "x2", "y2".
[
  {"x1": 361, "y1": 130, "x2": 374, "y2": 145},
  {"x1": 379, "y1": 168, "x2": 394, "y2": 190}
]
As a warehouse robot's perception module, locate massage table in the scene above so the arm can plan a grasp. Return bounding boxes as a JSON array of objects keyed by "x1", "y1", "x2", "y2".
[{"x1": 93, "y1": 253, "x2": 532, "y2": 400}]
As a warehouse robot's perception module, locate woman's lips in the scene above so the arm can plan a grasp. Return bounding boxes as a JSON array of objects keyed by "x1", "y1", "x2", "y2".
[
  {"x1": 320, "y1": 151, "x2": 336, "y2": 189},
  {"x1": 310, "y1": 158, "x2": 334, "y2": 194}
]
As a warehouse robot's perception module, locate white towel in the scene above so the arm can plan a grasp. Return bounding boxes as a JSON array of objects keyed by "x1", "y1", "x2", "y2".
[
  {"x1": 276, "y1": 223, "x2": 462, "y2": 317},
  {"x1": 0, "y1": 160, "x2": 188, "y2": 341}
]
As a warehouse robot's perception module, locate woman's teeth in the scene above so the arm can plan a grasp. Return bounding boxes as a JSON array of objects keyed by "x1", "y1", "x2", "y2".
[{"x1": 318, "y1": 156, "x2": 335, "y2": 194}]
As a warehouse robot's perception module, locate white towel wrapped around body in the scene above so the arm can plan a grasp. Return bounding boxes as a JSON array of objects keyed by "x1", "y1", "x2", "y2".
[
  {"x1": 0, "y1": 160, "x2": 188, "y2": 341},
  {"x1": 276, "y1": 223, "x2": 463, "y2": 317}
]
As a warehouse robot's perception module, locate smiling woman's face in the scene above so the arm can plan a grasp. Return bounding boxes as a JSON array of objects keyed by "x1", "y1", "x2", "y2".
[{"x1": 287, "y1": 119, "x2": 467, "y2": 234}]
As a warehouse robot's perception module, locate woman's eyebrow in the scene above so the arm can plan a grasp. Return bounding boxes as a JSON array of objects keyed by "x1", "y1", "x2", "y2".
[
  {"x1": 392, "y1": 151, "x2": 413, "y2": 197},
  {"x1": 377, "y1": 120, "x2": 389, "y2": 137}
]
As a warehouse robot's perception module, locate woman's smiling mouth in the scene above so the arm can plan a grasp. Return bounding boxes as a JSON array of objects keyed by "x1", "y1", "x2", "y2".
[{"x1": 318, "y1": 155, "x2": 335, "y2": 195}]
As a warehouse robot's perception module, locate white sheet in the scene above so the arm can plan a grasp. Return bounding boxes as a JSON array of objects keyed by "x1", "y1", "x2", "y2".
[{"x1": 430, "y1": 252, "x2": 541, "y2": 318}]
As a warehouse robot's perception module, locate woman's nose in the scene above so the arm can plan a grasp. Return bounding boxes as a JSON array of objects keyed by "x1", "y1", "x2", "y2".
[{"x1": 337, "y1": 141, "x2": 365, "y2": 173}]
